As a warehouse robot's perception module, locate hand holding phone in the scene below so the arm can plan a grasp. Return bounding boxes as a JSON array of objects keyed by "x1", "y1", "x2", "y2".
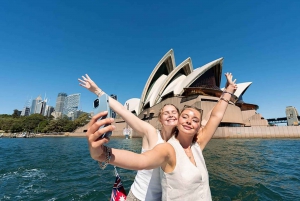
[{"x1": 93, "y1": 94, "x2": 113, "y2": 139}]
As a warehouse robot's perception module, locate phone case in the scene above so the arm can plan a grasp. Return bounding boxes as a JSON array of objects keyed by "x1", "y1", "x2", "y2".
[{"x1": 93, "y1": 94, "x2": 112, "y2": 138}]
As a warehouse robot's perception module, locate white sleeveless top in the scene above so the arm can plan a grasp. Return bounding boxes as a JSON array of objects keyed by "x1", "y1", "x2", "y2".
[
  {"x1": 130, "y1": 130, "x2": 165, "y2": 201},
  {"x1": 160, "y1": 136, "x2": 212, "y2": 201}
]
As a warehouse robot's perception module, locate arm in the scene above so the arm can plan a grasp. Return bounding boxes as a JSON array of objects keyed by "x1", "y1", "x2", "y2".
[
  {"x1": 197, "y1": 72, "x2": 237, "y2": 150},
  {"x1": 78, "y1": 74, "x2": 157, "y2": 149},
  {"x1": 86, "y1": 112, "x2": 173, "y2": 170}
]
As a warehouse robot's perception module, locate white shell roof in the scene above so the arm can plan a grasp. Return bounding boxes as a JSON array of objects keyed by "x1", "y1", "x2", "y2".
[
  {"x1": 138, "y1": 49, "x2": 176, "y2": 113},
  {"x1": 158, "y1": 74, "x2": 187, "y2": 102},
  {"x1": 177, "y1": 58, "x2": 223, "y2": 95},
  {"x1": 124, "y1": 98, "x2": 141, "y2": 114},
  {"x1": 143, "y1": 74, "x2": 168, "y2": 108},
  {"x1": 221, "y1": 82, "x2": 252, "y2": 99},
  {"x1": 154, "y1": 57, "x2": 193, "y2": 104}
]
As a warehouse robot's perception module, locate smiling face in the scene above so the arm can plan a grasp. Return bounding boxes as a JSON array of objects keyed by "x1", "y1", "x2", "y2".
[
  {"x1": 177, "y1": 107, "x2": 201, "y2": 136},
  {"x1": 158, "y1": 104, "x2": 179, "y2": 128}
]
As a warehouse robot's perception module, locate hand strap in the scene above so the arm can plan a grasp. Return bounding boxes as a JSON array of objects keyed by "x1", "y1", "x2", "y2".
[{"x1": 98, "y1": 145, "x2": 111, "y2": 170}]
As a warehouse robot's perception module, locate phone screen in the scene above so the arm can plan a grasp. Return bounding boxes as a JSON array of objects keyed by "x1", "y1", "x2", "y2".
[{"x1": 93, "y1": 94, "x2": 112, "y2": 138}]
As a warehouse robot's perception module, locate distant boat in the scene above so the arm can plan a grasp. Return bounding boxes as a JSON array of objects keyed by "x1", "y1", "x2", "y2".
[{"x1": 0, "y1": 133, "x2": 3, "y2": 138}]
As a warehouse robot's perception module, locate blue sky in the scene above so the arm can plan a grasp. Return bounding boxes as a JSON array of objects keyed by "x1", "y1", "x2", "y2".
[{"x1": 0, "y1": 0, "x2": 299, "y2": 119}]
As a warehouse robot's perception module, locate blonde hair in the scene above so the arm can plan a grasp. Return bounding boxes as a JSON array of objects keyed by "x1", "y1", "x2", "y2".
[
  {"x1": 157, "y1": 104, "x2": 179, "y2": 133},
  {"x1": 174, "y1": 105, "x2": 203, "y2": 143}
]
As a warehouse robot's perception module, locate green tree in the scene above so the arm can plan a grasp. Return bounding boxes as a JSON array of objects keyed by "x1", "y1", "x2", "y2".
[
  {"x1": 12, "y1": 109, "x2": 20, "y2": 118},
  {"x1": 22, "y1": 114, "x2": 46, "y2": 132},
  {"x1": 74, "y1": 113, "x2": 90, "y2": 128},
  {"x1": 64, "y1": 121, "x2": 76, "y2": 132},
  {"x1": 11, "y1": 121, "x2": 23, "y2": 133}
]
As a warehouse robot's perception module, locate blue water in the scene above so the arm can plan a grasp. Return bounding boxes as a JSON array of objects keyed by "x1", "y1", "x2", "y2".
[{"x1": 0, "y1": 137, "x2": 299, "y2": 201}]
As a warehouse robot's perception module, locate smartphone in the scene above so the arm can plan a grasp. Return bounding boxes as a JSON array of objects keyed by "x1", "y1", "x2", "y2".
[{"x1": 93, "y1": 94, "x2": 113, "y2": 139}]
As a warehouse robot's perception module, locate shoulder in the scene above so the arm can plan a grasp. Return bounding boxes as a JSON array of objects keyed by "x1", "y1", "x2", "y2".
[{"x1": 154, "y1": 143, "x2": 175, "y2": 156}]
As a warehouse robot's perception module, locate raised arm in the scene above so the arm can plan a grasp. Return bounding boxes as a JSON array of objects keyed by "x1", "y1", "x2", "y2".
[
  {"x1": 87, "y1": 112, "x2": 174, "y2": 171},
  {"x1": 78, "y1": 74, "x2": 157, "y2": 149},
  {"x1": 197, "y1": 72, "x2": 237, "y2": 150}
]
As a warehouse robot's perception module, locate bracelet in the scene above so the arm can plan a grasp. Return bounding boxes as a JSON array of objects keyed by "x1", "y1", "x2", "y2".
[
  {"x1": 222, "y1": 90, "x2": 238, "y2": 104},
  {"x1": 220, "y1": 97, "x2": 229, "y2": 103},
  {"x1": 96, "y1": 89, "x2": 105, "y2": 97},
  {"x1": 223, "y1": 90, "x2": 234, "y2": 96},
  {"x1": 98, "y1": 145, "x2": 111, "y2": 170}
]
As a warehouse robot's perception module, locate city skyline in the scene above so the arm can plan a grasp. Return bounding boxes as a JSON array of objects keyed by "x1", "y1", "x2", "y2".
[
  {"x1": 16, "y1": 92, "x2": 82, "y2": 119},
  {"x1": 0, "y1": 1, "x2": 300, "y2": 119}
]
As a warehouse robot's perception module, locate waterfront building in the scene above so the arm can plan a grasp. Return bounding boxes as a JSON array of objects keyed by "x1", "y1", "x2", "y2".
[
  {"x1": 44, "y1": 105, "x2": 55, "y2": 117},
  {"x1": 30, "y1": 96, "x2": 42, "y2": 114},
  {"x1": 286, "y1": 106, "x2": 299, "y2": 126},
  {"x1": 112, "y1": 49, "x2": 268, "y2": 135},
  {"x1": 20, "y1": 107, "x2": 30, "y2": 116},
  {"x1": 63, "y1": 93, "x2": 81, "y2": 117},
  {"x1": 67, "y1": 110, "x2": 85, "y2": 120},
  {"x1": 36, "y1": 99, "x2": 47, "y2": 115},
  {"x1": 74, "y1": 50, "x2": 300, "y2": 138},
  {"x1": 55, "y1": 93, "x2": 67, "y2": 113}
]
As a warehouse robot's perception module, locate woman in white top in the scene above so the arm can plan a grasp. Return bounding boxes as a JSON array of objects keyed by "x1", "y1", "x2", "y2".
[
  {"x1": 85, "y1": 73, "x2": 237, "y2": 200},
  {"x1": 79, "y1": 75, "x2": 179, "y2": 201}
]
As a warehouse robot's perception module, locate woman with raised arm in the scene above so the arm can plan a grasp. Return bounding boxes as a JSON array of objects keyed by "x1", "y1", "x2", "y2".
[
  {"x1": 85, "y1": 73, "x2": 237, "y2": 201},
  {"x1": 78, "y1": 75, "x2": 179, "y2": 201}
]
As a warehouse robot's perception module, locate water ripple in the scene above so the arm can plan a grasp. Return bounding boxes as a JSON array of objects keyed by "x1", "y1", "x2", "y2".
[{"x1": 1, "y1": 138, "x2": 299, "y2": 200}]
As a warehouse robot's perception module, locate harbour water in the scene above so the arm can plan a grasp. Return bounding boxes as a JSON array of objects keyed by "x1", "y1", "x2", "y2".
[{"x1": 0, "y1": 137, "x2": 299, "y2": 201}]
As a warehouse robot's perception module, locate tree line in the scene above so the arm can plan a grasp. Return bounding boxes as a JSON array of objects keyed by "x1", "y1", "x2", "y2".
[{"x1": 0, "y1": 109, "x2": 90, "y2": 133}]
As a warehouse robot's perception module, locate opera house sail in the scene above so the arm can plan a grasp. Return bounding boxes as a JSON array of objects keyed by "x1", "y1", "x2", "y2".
[{"x1": 112, "y1": 49, "x2": 269, "y2": 137}]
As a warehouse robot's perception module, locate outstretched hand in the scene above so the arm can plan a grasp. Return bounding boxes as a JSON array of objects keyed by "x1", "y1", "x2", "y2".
[
  {"x1": 224, "y1": 72, "x2": 237, "y2": 92},
  {"x1": 86, "y1": 111, "x2": 115, "y2": 161},
  {"x1": 78, "y1": 74, "x2": 101, "y2": 95}
]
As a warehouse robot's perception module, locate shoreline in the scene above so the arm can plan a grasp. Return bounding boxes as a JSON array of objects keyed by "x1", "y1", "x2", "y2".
[
  {"x1": 1, "y1": 132, "x2": 300, "y2": 139},
  {"x1": 0, "y1": 133, "x2": 136, "y2": 138}
]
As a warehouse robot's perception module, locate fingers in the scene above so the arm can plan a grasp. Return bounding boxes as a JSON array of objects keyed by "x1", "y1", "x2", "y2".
[
  {"x1": 87, "y1": 111, "x2": 109, "y2": 132},
  {"x1": 88, "y1": 113, "x2": 115, "y2": 135},
  {"x1": 90, "y1": 137, "x2": 110, "y2": 149},
  {"x1": 86, "y1": 74, "x2": 91, "y2": 80},
  {"x1": 89, "y1": 124, "x2": 116, "y2": 142},
  {"x1": 78, "y1": 78, "x2": 85, "y2": 85}
]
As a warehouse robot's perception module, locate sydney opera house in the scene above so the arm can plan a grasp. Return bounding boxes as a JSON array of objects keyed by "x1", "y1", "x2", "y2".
[{"x1": 110, "y1": 49, "x2": 273, "y2": 137}]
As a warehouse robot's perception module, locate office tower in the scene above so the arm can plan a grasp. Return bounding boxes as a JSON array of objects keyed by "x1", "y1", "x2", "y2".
[
  {"x1": 44, "y1": 105, "x2": 55, "y2": 117},
  {"x1": 30, "y1": 96, "x2": 42, "y2": 114},
  {"x1": 55, "y1": 93, "x2": 67, "y2": 113},
  {"x1": 36, "y1": 99, "x2": 47, "y2": 115},
  {"x1": 64, "y1": 93, "x2": 81, "y2": 116},
  {"x1": 20, "y1": 107, "x2": 30, "y2": 116}
]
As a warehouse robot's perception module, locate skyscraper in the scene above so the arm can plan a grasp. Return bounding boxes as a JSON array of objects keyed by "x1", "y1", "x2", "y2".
[
  {"x1": 64, "y1": 93, "x2": 81, "y2": 116},
  {"x1": 55, "y1": 93, "x2": 67, "y2": 113},
  {"x1": 44, "y1": 105, "x2": 55, "y2": 117},
  {"x1": 36, "y1": 99, "x2": 47, "y2": 115},
  {"x1": 21, "y1": 107, "x2": 30, "y2": 116},
  {"x1": 30, "y1": 96, "x2": 42, "y2": 114}
]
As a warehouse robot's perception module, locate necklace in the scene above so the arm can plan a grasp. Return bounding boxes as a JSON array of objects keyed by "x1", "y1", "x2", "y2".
[{"x1": 184, "y1": 148, "x2": 193, "y2": 159}]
